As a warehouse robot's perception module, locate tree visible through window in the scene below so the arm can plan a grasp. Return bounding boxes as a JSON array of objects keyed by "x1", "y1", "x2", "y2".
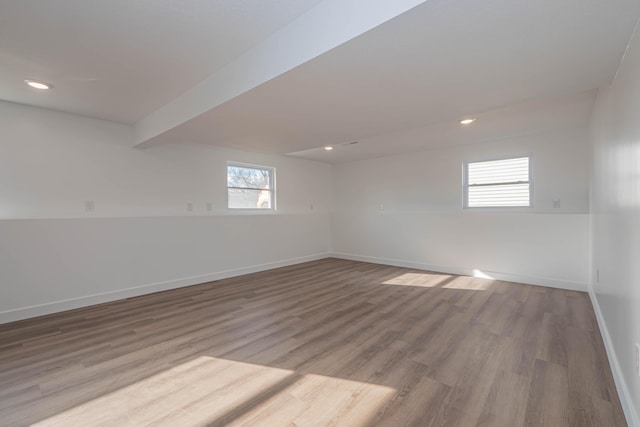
[
  {"x1": 227, "y1": 163, "x2": 275, "y2": 209},
  {"x1": 464, "y1": 156, "x2": 531, "y2": 208}
]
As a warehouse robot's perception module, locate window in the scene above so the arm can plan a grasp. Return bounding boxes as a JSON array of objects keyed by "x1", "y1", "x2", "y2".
[
  {"x1": 227, "y1": 163, "x2": 275, "y2": 209},
  {"x1": 464, "y1": 156, "x2": 531, "y2": 208}
]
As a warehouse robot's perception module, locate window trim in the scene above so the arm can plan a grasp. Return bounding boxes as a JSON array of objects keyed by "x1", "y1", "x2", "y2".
[
  {"x1": 227, "y1": 161, "x2": 276, "y2": 210},
  {"x1": 462, "y1": 154, "x2": 533, "y2": 209}
]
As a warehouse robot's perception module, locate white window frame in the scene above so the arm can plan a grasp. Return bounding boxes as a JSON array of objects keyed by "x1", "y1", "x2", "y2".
[
  {"x1": 463, "y1": 154, "x2": 533, "y2": 209},
  {"x1": 227, "y1": 162, "x2": 276, "y2": 210}
]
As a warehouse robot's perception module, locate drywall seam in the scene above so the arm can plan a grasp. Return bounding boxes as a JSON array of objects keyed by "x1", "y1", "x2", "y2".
[
  {"x1": 0, "y1": 252, "x2": 330, "y2": 325},
  {"x1": 612, "y1": 16, "x2": 640, "y2": 85}
]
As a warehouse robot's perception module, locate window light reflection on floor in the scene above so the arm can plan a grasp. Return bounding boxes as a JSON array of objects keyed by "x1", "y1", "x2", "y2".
[
  {"x1": 472, "y1": 269, "x2": 494, "y2": 280},
  {"x1": 383, "y1": 271, "x2": 495, "y2": 290},
  {"x1": 33, "y1": 356, "x2": 396, "y2": 427}
]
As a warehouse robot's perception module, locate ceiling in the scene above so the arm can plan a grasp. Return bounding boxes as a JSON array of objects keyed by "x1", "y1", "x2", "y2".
[
  {"x1": 0, "y1": 0, "x2": 324, "y2": 123},
  {"x1": 1, "y1": 0, "x2": 639, "y2": 163},
  {"x1": 288, "y1": 89, "x2": 598, "y2": 163}
]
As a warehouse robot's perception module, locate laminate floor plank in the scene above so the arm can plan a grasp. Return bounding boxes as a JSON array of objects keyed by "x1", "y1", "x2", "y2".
[
  {"x1": 524, "y1": 359, "x2": 570, "y2": 427},
  {"x1": 0, "y1": 258, "x2": 626, "y2": 426},
  {"x1": 476, "y1": 368, "x2": 530, "y2": 427}
]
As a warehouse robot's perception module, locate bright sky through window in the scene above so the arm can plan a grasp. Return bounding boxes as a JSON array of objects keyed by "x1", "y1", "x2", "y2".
[
  {"x1": 464, "y1": 156, "x2": 531, "y2": 208},
  {"x1": 227, "y1": 163, "x2": 275, "y2": 209}
]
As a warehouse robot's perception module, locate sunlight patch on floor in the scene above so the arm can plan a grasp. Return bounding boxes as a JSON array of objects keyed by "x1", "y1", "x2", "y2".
[
  {"x1": 382, "y1": 272, "x2": 453, "y2": 287},
  {"x1": 472, "y1": 269, "x2": 494, "y2": 280},
  {"x1": 442, "y1": 275, "x2": 494, "y2": 291},
  {"x1": 228, "y1": 373, "x2": 396, "y2": 426},
  {"x1": 34, "y1": 356, "x2": 396, "y2": 427},
  {"x1": 383, "y1": 271, "x2": 494, "y2": 290}
]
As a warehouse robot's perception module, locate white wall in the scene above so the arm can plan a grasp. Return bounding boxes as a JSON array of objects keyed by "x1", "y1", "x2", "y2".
[
  {"x1": 590, "y1": 21, "x2": 640, "y2": 426},
  {"x1": 331, "y1": 128, "x2": 590, "y2": 289},
  {"x1": 0, "y1": 101, "x2": 332, "y2": 323},
  {"x1": 0, "y1": 100, "x2": 593, "y2": 316},
  {"x1": 0, "y1": 101, "x2": 331, "y2": 219}
]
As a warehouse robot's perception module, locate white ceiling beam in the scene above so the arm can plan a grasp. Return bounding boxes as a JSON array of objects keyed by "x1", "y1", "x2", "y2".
[{"x1": 133, "y1": 0, "x2": 427, "y2": 147}]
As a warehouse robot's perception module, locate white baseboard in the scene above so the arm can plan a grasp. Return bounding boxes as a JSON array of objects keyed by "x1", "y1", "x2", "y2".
[
  {"x1": 588, "y1": 286, "x2": 639, "y2": 427},
  {"x1": 0, "y1": 253, "x2": 330, "y2": 325},
  {"x1": 329, "y1": 252, "x2": 588, "y2": 291}
]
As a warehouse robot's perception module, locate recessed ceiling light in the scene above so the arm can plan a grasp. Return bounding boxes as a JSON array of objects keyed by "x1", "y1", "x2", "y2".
[
  {"x1": 459, "y1": 118, "x2": 476, "y2": 125},
  {"x1": 25, "y1": 79, "x2": 53, "y2": 90},
  {"x1": 324, "y1": 146, "x2": 334, "y2": 151}
]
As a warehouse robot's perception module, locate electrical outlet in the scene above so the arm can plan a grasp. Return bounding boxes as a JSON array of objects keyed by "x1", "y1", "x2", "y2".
[
  {"x1": 379, "y1": 204, "x2": 384, "y2": 211},
  {"x1": 84, "y1": 200, "x2": 94, "y2": 213},
  {"x1": 635, "y1": 344, "x2": 640, "y2": 376},
  {"x1": 310, "y1": 203, "x2": 314, "y2": 211},
  {"x1": 553, "y1": 199, "x2": 561, "y2": 209},
  {"x1": 187, "y1": 203, "x2": 193, "y2": 212},
  {"x1": 206, "y1": 202, "x2": 212, "y2": 212}
]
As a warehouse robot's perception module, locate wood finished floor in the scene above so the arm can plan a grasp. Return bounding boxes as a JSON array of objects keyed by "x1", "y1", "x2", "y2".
[{"x1": 0, "y1": 258, "x2": 626, "y2": 427}]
